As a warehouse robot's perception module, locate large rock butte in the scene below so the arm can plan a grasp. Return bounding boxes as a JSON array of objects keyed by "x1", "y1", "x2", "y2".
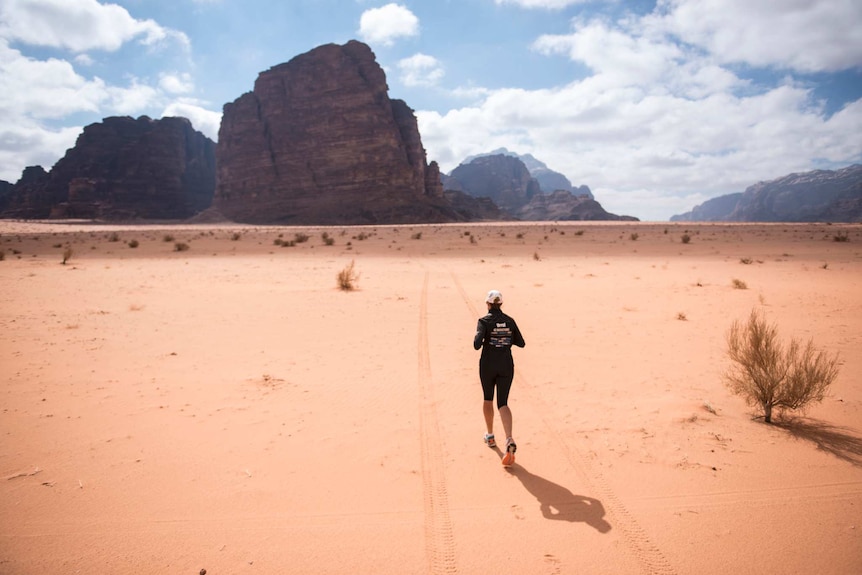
[
  {"x1": 214, "y1": 41, "x2": 453, "y2": 224},
  {"x1": 1, "y1": 116, "x2": 215, "y2": 220}
]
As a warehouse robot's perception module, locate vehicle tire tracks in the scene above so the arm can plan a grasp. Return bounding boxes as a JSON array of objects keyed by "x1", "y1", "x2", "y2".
[
  {"x1": 449, "y1": 270, "x2": 676, "y2": 575},
  {"x1": 418, "y1": 271, "x2": 458, "y2": 574}
]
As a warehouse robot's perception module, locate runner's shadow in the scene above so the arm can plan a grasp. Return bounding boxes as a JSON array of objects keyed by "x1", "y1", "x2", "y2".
[{"x1": 507, "y1": 465, "x2": 611, "y2": 533}]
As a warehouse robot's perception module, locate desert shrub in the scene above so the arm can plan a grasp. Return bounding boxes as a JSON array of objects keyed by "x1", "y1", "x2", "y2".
[
  {"x1": 630, "y1": 233, "x2": 639, "y2": 241},
  {"x1": 676, "y1": 312, "x2": 687, "y2": 321},
  {"x1": 681, "y1": 234, "x2": 691, "y2": 244},
  {"x1": 337, "y1": 260, "x2": 359, "y2": 291},
  {"x1": 294, "y1": 233, "x2": 310, "y2": 244},
  {"x1": 574, "y1": 230, "x2": 585, "y2": 236},
  {"x1": 128, "y1": 240, "x2": 139, "y2": 248},
  {"x1": 274, "y1": 238, "x2": 284, "y2": 246},
  {"x1": 0, "y1": 250, "x2": 5, "y2": 261},
  {"x1": 174, "y1": 242, "x2": 190, "y2": 252},
  {"x1": 732, "y1": 278, "x2": 747, "y2": 290},
  {"x1": 411, "y1": 232, "x2": 422, "y2": 240},
  {"x1": 108, "y1": 232, "x2": 120, "y2": 242},
  {"x1": 739, "y1": 257, "x2": 753, "y2": 265},
  {"x1": 321, "y1": 232, "x2": 334, "y2": 246},
  {"x1": 231, "y1": 232, "x2": 242, "y2": 241},
  {"x1": 61, "y1": 246, "x2": 73, "y2": 264},
  {"x1": 516, "y1": 232, "x2": 525, "y2": 239},
  {"x1": 469, "y1": 234, "x2": 477, "y2": 244},
  {"x1": 833, "y1": 231, "x2": 849, "y2": 242},
  {"x1": 724, "y1": 309, "x2": 840, "y2": 423},
  {"x1": 163, "y1": 234, "x2": 175, "y2": 242}
]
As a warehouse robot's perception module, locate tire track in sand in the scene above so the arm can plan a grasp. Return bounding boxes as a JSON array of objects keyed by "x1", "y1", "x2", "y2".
[
  {"x1": 449, "y1": 270, "x2": 676, "y2": 575},
  {"x1": 418, "y1": 271, "x2": 458, "y2": 574}
]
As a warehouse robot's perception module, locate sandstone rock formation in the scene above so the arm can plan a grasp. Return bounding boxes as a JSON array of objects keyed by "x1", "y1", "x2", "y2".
[
  {"x1": 446, "y1": 154, "x2": 541, "y2": 212},
  {"x1": 1, "y1": 116, "x2": 215, "y2": 220},
  {"x1": 445, "y1": 153, "x2": 636, "y2": 220},
  {"x1": 516, "y1": 189, "x2": 638, "y2": 221},
  {"x1": 214, "y1": 40, "x2": 454, "y2": 224},
  {"x1": 461, "y1": 147, "x2": 594, "y2": 199},
  {"x1": 671, "y1": 164, "x2": 862, "y2": 222}
]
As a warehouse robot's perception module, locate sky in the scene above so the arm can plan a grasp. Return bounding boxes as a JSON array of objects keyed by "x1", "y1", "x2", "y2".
[{"x1": 1, "y1": 0, "x2": 861, "y2": 221}]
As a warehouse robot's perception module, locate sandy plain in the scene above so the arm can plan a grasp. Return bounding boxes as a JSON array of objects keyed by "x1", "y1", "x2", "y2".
[{"x1": 0, "y1": 220, "x2": 860, "y2": 575}]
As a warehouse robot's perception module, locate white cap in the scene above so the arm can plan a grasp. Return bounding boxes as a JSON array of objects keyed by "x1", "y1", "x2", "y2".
[{"x1": 485, "y1": 290, "x2": 503, "y2": 304}]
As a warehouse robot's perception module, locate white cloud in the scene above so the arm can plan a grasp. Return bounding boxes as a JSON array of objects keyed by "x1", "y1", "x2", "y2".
[
  {"x1": 162, "y1": 100, "x2": 222, "y2": 141},
  {"x1": 648, "y1": 0, "x2": 862, "y2": 73},
  {"x1": 0, "y1": 0, "x2": 189, "y2": 52},
  {"x1": 159, "y1": 72, "x2": 195, "y2": 95},
  {"x1": 420, "y1": 75, "x2": 862, "y2": 219},
  {"x1": 0, "y1": 38, "x2": 218, "y2": 181},
  {"x1": 358, "y1": 3, "x2": 419, "y2": 47},
  {"x1": 415, "y1": 3, "x2": 862, "y2": 220},
  {"x1": 0, "y1": 120, "x2": 80, "y2": 182},
  {"x1": 397, "y1": 53, "x2": 444, "y2": 87}
]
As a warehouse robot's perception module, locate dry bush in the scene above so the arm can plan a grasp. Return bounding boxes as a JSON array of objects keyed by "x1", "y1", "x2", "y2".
[
  {"x1": 174, "y1": 242, "x2": 190, "y2": 252},
  {"x1": 337, "y1": 260, "x2": 359, "y2": 291},
  {"x1": 732, "y1": 278, "x2": 747, "y2": 289},
  {"x1": 61, "y1": 246, "x2": 73, "y2": 265},
  {"x1": 681, "y1": 233, "x2": 691, "y2": 244},
  {"x1": 724, "y1": 309, "x2": 840, "y2": 423}
]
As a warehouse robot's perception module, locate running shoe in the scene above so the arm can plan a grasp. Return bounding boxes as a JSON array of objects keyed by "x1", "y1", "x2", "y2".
[
  {"x1": 483, "y1": 433, "x2": 496, "y2": 448},
  {"x1": 502, "y1": 438, "x2": 517, "y2": 467}
]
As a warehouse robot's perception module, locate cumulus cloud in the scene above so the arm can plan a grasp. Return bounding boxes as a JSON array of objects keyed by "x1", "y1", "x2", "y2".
[
  {"x1": 162, "y1": 100, "x2": 222, "y2": 140},
  {"x1": 0, "y1": 0, "x2": 189, "y2": 52},
  {"x1": 648, "y1": 0, "x2": 862, "y2": 73},
  {"x1": 358, "y1": 3, "x2": 419, "y2": 47},
  {"x1": 159, "y1": 72, "x2": 195, "y2": 95},
  {"x1": 397, "y1": 53, "x2": 444, "y2": 87},
  {"x1": 419, "y1": 2, "x2": 862, "y2": 220}
]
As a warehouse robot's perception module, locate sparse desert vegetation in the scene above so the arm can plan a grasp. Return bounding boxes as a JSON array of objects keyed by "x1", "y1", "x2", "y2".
[
  {"x1": 724, "y1": 308, "x2": 840, "y2": 423},
  {"x1": 336, "y1": 260, "x2": 359, "y2": 291}
]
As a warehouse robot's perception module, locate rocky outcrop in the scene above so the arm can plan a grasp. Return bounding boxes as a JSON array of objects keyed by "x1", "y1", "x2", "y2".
[
  {"x1": 1, "y1": 116, "x2": 216, "y2": 220},
  {"x1": 214, "y1": 40, "x2": 452, "y2": 224},
  {"x1": 442, "y1": 190, "x2": 513, "y2": 221},
  {"x1": 445, "y1": 153, "x2": 634, "y2": 220},
  {"x1": 446, "y1": 154, "x2": 541, "y2": 212},
  {"x1": 462, "y1": 147, "x2": 593, "y2": 199},
  {"x1": 517, "y1": 189, "x2": 638, "y2": 221},
  {"x1": 0, "y1": 179, "x2": 13, "y2": 212},
  {"x1": 672, "y1": 165, "x2": 862, "y2": 222}
]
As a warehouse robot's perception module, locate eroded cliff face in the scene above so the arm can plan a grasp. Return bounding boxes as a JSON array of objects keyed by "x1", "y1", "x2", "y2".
[
  {"x1": 1, "y1": 116, "x2": 215, "y2": 220},
  {"x1": 214, "y1": 40, "x2": 450, "y2": 224}
]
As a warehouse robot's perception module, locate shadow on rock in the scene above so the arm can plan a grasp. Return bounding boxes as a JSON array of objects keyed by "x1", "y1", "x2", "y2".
[{"x1": 507, "y1": 465, "x2": 611, "y2": 532}]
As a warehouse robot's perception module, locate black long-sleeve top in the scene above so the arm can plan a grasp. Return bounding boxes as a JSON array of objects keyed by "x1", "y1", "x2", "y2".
[{"x1": 473, "y1": 307, "x2": 525, "y2": 363}]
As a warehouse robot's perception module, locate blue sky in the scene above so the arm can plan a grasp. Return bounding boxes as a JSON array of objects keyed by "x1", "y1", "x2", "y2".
[{"x1": 1, "y1": 0, "x2": 860, "y2": 220}]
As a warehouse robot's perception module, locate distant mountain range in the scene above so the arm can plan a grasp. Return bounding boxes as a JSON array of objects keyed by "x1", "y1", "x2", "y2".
[
  {"x1": 461, "y1": 148, "x2": 594, "y2": 199},
  {"x1": 443, "y1": 151, "x2": 637, "y2": 221},
  {"x1": 671, "y1": 164, "x2": 862, "y2": 222}
]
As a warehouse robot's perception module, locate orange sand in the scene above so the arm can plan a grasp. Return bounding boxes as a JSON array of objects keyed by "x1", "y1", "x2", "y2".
[{"x1": 1, "y1": 221, "x2": 860, "y2": 574}]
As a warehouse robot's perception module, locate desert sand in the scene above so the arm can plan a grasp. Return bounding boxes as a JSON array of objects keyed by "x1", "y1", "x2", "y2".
[{"x1": 1, "y1": 220, "x2": 860, "y2": 574}]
